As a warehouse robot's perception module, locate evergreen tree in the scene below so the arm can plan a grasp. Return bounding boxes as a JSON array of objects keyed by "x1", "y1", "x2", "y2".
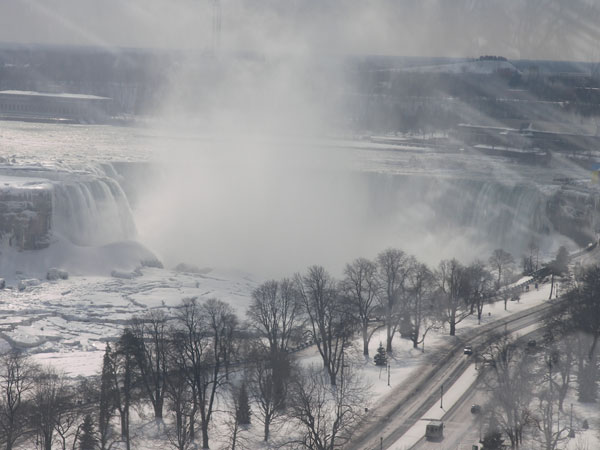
[
  {"x1": 235, "y1": 382, "x2": 252, "y2": 426},
  {"x1": 79, "y1": 415, "x2": 99, "y2": 450},
  {"x1": 481, "y1": 429, "x2": 504, "y2": 450},
  {"x1": 374, "y1": 342, "x2": 388, "y2": 366},
  {"x1": 99, "y1": 344, "x2": 115, "y2": 450},
  {"x1": 113, "y1": 329, "x2": 139, "y2": 450}
]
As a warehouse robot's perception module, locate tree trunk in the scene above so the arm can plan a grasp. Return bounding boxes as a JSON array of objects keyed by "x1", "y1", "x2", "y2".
[
  {"x1": 121, "y1": 412, "x2": 130, "y2": 450},
  {"x1": 412, "y1": 323, "x2": 420, "y2": 349},
  {"x1": 189, "y1": 404, "x2": 197, "y2": 440},
  {"x1": 386, "y1": 322, "x2": 393, "y2": 353},
  {"x1": 153, "y1": 400, "x2": 163, "y2": 420},
  {"x1": 264, "y1": 417, "x2": 270, "y2": 441},
  {"x1": 202, "y1": 422, "x2": 210, "y2": 449},
  {"x1": 362, "y1": 325, "x2": 369, "y2": 357}
]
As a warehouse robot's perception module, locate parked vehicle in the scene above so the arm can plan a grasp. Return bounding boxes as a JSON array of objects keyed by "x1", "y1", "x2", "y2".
[
  {"x1": 425, "y1": 420, "x2": 444, "y2": 441},
  {"x1": 464, "y1": 345, "x2": 473, "y2": 355}
]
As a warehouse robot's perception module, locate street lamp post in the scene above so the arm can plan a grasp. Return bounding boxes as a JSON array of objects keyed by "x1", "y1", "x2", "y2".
[{"x1": 387, "y1": 363, "x2": 391, "y2": 387}]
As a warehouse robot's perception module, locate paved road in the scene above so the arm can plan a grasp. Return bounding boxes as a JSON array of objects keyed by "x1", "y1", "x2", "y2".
[
  {"x1": 411, "y1": 327, "x2": 546, "y2": 450},
  {"x1": 413, "y1": 387, "x2": 485, "y2": 450},
  {"x1": 346, "y1": 303, "x2": 553, "y2": 450}
]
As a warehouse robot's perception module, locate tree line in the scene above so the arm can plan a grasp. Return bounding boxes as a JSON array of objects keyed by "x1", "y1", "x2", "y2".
[
  {"x1": 0, "y1": 244, "x2": 566, "y2": 450},
  {"x1": 477, "y1": 261, "x2": 600, "y2": 450}
]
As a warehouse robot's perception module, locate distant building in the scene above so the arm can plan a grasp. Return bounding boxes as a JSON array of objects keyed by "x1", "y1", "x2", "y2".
[{"x1": 0, "y1": 90, "x2": 113, "y2": 123}]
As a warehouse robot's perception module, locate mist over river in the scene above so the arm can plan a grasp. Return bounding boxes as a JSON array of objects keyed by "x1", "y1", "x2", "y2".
[{"x1": 0, "y1": 121, "x2": 596, "y2": 277}]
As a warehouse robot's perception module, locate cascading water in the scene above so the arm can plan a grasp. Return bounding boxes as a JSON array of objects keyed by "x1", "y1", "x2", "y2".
[
  {"x1": 51, "y1": 174, "x2": 137, "y2": 246},
  {"x1": 449, "y1": 178, "x2": 551, "y2": 250},
  {"x1": 360, "y1": 172, "x2": 568, "y2": 258}
]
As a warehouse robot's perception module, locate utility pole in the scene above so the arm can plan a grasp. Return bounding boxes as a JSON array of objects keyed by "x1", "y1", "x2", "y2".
[
  {"x1": 569, "y1": 403, "x2": 576, "y2": 438},
  {"x1": 440, "y1": 384, "x2": 444, "y2": 409}
]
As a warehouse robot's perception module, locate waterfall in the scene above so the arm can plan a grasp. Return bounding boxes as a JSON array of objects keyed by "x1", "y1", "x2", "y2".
[
  {"x1": 360, "y1": 172, "x2": 558, "y2": 256},
  {"x1": 51, "y1": 174, "x2": 137, "y2": 246}
]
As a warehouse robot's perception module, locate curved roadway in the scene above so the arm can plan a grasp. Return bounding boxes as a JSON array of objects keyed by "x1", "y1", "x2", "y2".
[{"x1": 346, "y1": 302, "x2": 555, "y2": 450}]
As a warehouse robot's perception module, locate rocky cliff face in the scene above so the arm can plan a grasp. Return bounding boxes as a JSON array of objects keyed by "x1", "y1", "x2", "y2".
[
  {"x1": 546, "y1": 187, "x2": 600, "y2": 247},
  {"x1": 0, "y1": 184, "x2": 52, "y2": 250}
]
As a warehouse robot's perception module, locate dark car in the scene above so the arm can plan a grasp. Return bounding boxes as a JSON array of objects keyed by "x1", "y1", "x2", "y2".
[
  {"x1": 471, "y1": 404, "x2": 482, "y2": 414},
  {"x1": 464, "y1": 345, "x2": 473, "y2": 355}
]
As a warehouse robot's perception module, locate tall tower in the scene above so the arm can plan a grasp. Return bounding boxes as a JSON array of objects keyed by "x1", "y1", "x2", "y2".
[{"x1": 212, "y1": 0, "x2": 221, "y2": 53}]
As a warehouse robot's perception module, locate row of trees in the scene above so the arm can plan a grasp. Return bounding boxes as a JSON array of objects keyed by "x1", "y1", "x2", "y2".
[
  {"x1": 0, "y1": 305, "x2": 366, "y2": 449},
  {"x1": 92, "y1": 246, "x2": 531, "y2": 449},
  {"x1": 479, "y1": 264, "x2": 600, "y2": 450},
  {"x1": 0, "y1": 245, "x2": 540, "y2": 449},
  {"x1": 0, "y1": 351, "x2": 98, "y2": 450}
]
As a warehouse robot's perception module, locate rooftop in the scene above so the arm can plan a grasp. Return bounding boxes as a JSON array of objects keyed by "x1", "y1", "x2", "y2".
[{"x1": 0, "y1": 90, "x2": 110, "y2": 100}]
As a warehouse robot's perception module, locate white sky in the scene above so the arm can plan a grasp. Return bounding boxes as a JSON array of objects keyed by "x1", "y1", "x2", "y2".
[{"x1": 1, "y1": 0, "x2": 599, "y2": 61}]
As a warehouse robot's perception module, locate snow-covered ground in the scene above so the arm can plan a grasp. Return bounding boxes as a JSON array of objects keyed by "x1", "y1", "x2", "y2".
[{"x1": 0, "y1": 267, "x2": 257, "y2": 377}]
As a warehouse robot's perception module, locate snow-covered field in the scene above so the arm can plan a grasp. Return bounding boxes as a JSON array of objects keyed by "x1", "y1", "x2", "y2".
[{"x1": 0, "y1": 267, "x2": 257, "y2": 376}]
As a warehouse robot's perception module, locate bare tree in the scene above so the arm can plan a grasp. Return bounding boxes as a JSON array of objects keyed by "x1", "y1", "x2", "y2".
[
  {"x1": 498, "y1": 286, "x2": 519, "y2": 311},
  {"x1": 247, "y1": 278, "x2": 302, "y2": 355},
  {"x1": 404, "y1": 260, "x2": 438, "y2": 349},
  {"x1": 52, "y1": 385, "x2": 81, "y2": 450},
  {"x1": 531, "y1": 353, "x2": 570, "y2": 450},
  {"x1": 340, "y1": 257, "x2": 380, "y2": 356},
  {"x1": 223, "y1": 397, "x2": 250, "y2": 450},
  {"x1": 296, "y1": 266, "x2": 356, "y2": 385},
  {"x1": 562, "y1": 266, "x2": 600, "y2": 402},
  {"x1": 173, "y1": 297, "x2": 238, "y2": 449},
  {"x1": 489, "y1": 248, "x2": 515, "y2": 290},
  {"x1": 32, "y1": 367, "x2": 70, "y2": 450},
  {"x1": 482, "y1": 336, "x2": 533, "y2": 449},
  {"x1": 164, "y1": 362, "x2": 195, "y2": 450},
  {"x1": 463, "y1": 260, "x2": 494, "y2": 323},
  {"x1": 286, "y1": 365, "x2": 367, "y2": 450},
  {"x1": 543, "y1": 307, "x2": 576, "y2": 412},
  {"x1": 248, "y1": 348, "x2": 291, "y2": 441},
  {"x1": 0, "y1": 351, "x2": 36, "y2": 450},
  {"x1": 376, "y1": 249, "x2": 411, "y2": 353},
  {"x1": 436, "y1": 259, "x2": 470, "y2": 336},
  {"x1": 129, "y1": 310, "x2": 169, "y2": 421}
]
